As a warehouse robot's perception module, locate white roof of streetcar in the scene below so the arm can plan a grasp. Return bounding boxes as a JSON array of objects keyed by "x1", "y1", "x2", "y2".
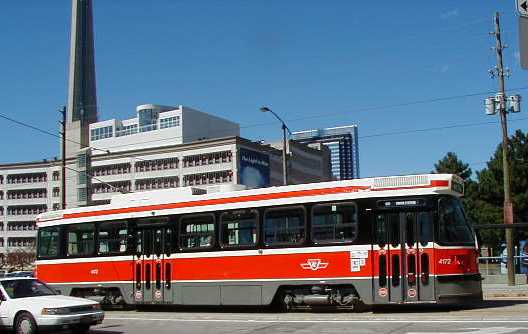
[{"x1": 37, "y1": 174, "x2": 463, "y2": 227}]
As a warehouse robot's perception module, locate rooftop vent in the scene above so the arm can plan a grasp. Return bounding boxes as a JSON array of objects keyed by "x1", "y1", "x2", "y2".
[
  {"x1": 111, "y1": 187, "x2": 207, "y2": 206},
  {"x1": 372, "y1": 175, "x2": 429, "y2": 189},
  {"x1": 203, "y1": 184, "x2": 247, "y2": 194}
]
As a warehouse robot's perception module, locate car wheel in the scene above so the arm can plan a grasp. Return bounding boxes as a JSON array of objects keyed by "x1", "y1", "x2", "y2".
[
  {"x1": 14, "y1": 312, "x2": 37, "y2": 334},
  {"x1": 72, "y1": 324, "x2": 91, "y2": 334}
]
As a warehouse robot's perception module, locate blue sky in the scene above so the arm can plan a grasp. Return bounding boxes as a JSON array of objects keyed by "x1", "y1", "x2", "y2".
[{"x1": 1, "y1": 1, "x2": 527, "y2": 178}]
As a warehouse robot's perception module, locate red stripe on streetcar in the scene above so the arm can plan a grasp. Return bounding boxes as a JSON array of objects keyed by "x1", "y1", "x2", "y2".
[
  {"x1": 54, "y1": 181, "x2": 448, "y2": 222},
  {"x1": 62, "y1": 185, "x2": 370, "y2": 220},
  {"x1": 36, "y1": 247, "x2": 478, "y2": 284}
]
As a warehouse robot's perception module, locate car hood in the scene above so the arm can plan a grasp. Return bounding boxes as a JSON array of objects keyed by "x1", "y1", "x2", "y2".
[{"x1": 15, "y1": 294, "x2": 98, "y2": 309}]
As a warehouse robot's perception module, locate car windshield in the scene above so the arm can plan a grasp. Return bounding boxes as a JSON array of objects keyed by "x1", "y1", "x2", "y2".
[{"x1": 0, "y1": 279, "x2": 57, "y2": 299}]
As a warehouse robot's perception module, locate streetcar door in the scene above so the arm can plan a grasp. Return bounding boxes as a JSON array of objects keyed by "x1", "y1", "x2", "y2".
[
  {"x1": 133, "y1": 228, "x2": 153, "y2": 303},
  {"x1": 133, "y1": 225, "x2": 174, "y2": 304},
  {"x1": 373, "y1": 208, "x2": 434, "y2": 303}
]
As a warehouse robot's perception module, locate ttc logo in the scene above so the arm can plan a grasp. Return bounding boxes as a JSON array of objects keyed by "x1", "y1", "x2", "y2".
[{"x1": 300, "y1": 259, "x2": 329, "y2": 271}]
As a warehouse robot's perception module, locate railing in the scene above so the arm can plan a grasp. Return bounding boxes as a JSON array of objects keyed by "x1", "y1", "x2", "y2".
[{"x1": 478, "y1": 255, "x2": 528, "y2": 277}]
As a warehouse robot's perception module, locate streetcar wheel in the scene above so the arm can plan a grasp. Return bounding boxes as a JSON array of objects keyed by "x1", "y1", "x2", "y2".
[{"x1": 274, "y1": 290, "x2": 293, "y2": 312}]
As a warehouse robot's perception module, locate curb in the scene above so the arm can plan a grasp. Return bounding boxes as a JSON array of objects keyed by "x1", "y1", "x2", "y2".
[{"x1": 485, "y1": 292, "x2": 528, "y2": 298}]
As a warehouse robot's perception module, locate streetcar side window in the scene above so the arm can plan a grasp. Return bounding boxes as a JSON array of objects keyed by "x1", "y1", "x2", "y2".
[
  {"x1": 220, "y1": 209, "x2": 258, "y2": 248},
  {"x1": 438, "y1": 197, "x2": 474, "y2": 245},
  {"x1": 312, "y1": 203, "x2": 358, "y2": 244},
  {"x1": 97, "y1": 221, "x2": 128, "y2": 255},
  {"x1": 66, "y1": 223, "x2": 95, "y2": 257},
  {"x1": 263, "y1": 206, "x2": 305, "y2": 246},
  {"x1": 37, "y1": 226, "x2": 61, "y2": 259},
  {"x1": 180, "y1": 214, "x2": 215, "y2": 250}
]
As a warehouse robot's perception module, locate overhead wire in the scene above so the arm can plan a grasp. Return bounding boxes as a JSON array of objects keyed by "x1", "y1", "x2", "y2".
[{"x1": 2, "y1": 85, "x2": 528, "y2": 159}]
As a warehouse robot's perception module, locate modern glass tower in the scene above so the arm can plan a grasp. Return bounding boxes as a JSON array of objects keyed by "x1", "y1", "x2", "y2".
[{"x1": 292, "y1": 125, "x2": 359, "y2": 180}]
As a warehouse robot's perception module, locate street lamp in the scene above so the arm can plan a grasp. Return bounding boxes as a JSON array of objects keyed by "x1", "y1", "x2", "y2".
[{"x1": 260, "y1": 107, "x2": 292, "y2": 186}]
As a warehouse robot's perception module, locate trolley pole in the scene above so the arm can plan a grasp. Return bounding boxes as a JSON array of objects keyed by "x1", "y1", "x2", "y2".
[
  {"x1": 59, "y1": 106, "x2": 67, "y2": 210},
  {"x1": 491, "y1": 12, "x2": 515, "y2": 286}
]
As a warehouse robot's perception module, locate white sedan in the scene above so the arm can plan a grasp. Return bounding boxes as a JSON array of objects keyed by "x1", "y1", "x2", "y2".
[{"x1": 0, "y1": 277, "x2": 104, "y2": 334}]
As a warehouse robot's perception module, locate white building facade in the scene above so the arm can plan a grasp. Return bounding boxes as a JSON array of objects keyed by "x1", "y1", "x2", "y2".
[
  {"x1": 0, "y1": 105, "x2": 330, "y2": 256},
  {"x1": 0, "y1": 161, "x2": 62, "y2": 255}
]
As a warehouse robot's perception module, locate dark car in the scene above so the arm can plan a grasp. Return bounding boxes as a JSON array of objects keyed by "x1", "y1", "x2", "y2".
[{"x1": 4, "y1": 271, "x2": 34, "y2": 278}]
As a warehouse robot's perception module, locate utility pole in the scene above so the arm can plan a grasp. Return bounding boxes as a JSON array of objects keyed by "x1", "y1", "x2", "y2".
[
  {"x1": 486, "y1": 12, "x2": 522, "y2": 286},
  {"x1": 59, "y1": 106, "x2": 67, "y2": 210}
]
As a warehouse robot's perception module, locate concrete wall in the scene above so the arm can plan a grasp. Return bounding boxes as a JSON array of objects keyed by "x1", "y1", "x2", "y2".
[{"x1": 182, "y1": 108, "x2": 240, "y2": 142}]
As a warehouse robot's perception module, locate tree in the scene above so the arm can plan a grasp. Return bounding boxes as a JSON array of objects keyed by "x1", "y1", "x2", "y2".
[
  {"x1": 433, "y1": 152, "x2": 483, "y2": 235},
  {"x1": 477, "y1": 130, "x2": 528, "y2": 224},
  {"x1": 5, "y1": 249, "x2": 35, "y2": 271},
  {"x1": 434, "y1": 152, "x2": 472, "y2": 180},
  {"x1": 465, "y1": 130, "x2": 528, "y2": 252}
]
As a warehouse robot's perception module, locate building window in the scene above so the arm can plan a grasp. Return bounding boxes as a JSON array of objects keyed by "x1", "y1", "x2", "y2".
[
  {"x1": 182, "y1": 151, "x2": 232, "y2": 167},
  {"x1": 78, "y1": 172, "x2": 87, "y2": 185},
  {"x1": 134, "y1": 158, "x2": 178, "y2": 173},
  {"x1": 52, "y1": 171, "x2": 60, "y2": 181},
  {"x1": 78, "y1": 188, "x2": 88, "y2": 202},
  {"x1": 182, "y1": 170, "x2": 232, "y2": 187},
  {"x1": 7, "y1": 206, "x2": 46, "y2": 216},
  {"x1": 90, "y1": 126, "x2": 113, "y2": 141},
  {"x1": 7, "y1": 238, "x2": 35, "y2": 248},
  {"x1": 91, "y1": 181, "x2": 131, "y2": 194},
  {"x1": 160, "y1": 116, "x2": 180, "y2": 129},
  {"x1": 135, "y1": 176, "x2": 179, "y2": 191},
  {"x1": 92, "y1": 163, "x2": 131, "y2": 176},
  {"x1": 115, "y1": 124, "x2": 138, "y2": 137},
  {"x1": 6, "y1": 173, "x2": 46, "y2": 184}
]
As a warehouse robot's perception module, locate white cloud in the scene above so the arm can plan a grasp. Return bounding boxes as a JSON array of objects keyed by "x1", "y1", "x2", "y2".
[
  {"x1": 439, "y1": 64, "x2": 450, "y2": 73},
  {"x1": 514, "y1": 51, "x2": 521, "y2": 60},
  {"x1": 441, "y1": 9, "x2": 459, "y2": 19}
]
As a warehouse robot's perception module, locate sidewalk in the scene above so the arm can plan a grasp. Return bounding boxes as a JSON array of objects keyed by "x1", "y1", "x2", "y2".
[{"x1": 483, "y1": 283, "x2": 528, "y2": 299}]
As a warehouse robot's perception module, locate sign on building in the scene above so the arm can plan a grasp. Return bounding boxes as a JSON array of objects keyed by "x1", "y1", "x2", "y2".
[{"x1": 239, "y1": 148, "x2": 270, "y2": 188}]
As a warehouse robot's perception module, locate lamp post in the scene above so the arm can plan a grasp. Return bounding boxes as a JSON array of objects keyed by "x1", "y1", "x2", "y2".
[{"x1": 260, "y1": 107, "x2": 291, "y2": 186}]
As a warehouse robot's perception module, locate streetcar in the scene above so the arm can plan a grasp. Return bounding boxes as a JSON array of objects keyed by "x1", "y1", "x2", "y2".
[{"x1": 35, "y1": 174, "x2": 482, "y2": 310}]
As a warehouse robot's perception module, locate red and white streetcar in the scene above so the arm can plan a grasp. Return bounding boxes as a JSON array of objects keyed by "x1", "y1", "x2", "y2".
[{"x1": 35, "y1": 173, "x2": 482, "y2": 310}]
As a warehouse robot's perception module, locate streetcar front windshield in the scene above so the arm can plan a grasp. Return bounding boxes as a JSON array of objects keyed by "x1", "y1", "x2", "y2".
[{"x1": 437, "y1": 197, "x2": 475, "y2": 245}]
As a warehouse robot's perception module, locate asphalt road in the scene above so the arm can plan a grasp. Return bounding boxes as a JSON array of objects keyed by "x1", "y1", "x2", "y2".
[{"x1": 80, "y1": 300, "x2": 528, "y2": 334}]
